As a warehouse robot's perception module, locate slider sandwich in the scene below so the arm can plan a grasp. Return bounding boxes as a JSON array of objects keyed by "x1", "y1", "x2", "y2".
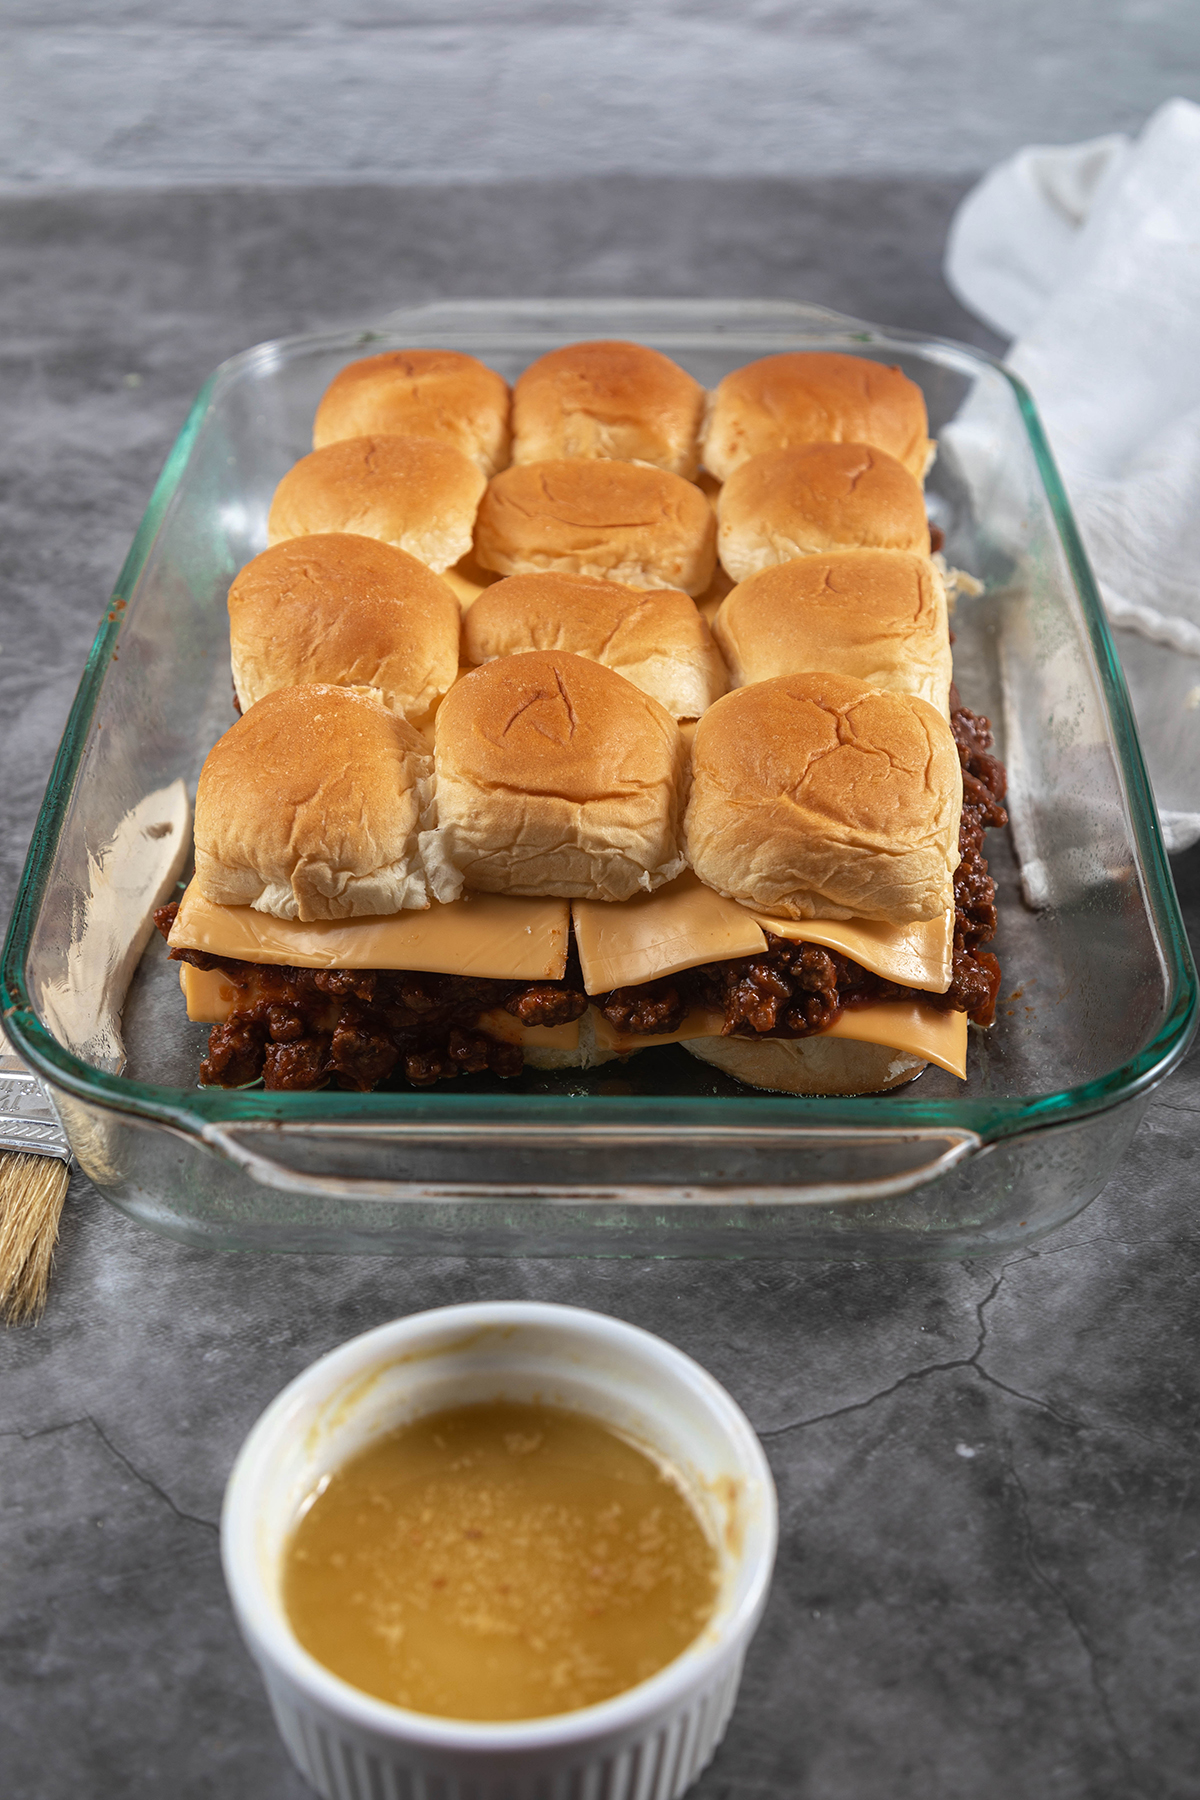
[
  {"x1": 685, "y1": 673, "x2": 960, "y2": 925},
  {"x1": 189, "y1": 684, "x2": 454, "y2": 920},
  {"x1": 433, "y1": 651, "x2": 688, "y2": 902},
  {"x1": 674, "y1": 672, "x2": 1002, "y2": 1094},
  {"x1": 717, "y1": 442, "x2": 931, "y2": 582},
  {"x1": 474, "y1": 459, "x2": 716, "y2": 596},
  {"x1": 313, "y1": 349, "x2": 511, "y2": 478},
  {"x1": 713, "y1": 551, "x2": 952, "y2": 717},
  {"x1": 158, "y1": 682, "x2": 587, "y2": 1091},
  {"x1": 267, "y1": 434, "x2": 486, "y2": 574},
  {"x1": 159, "y1": 661, "x2": 1005, "y2": 1097},
  {"x1": 462, "y1": 571, "x2": 728, "y2": 720},
  {"x1": 702, "y1": 350, "x2": 934, "y2": 483},
  {"x1": 227, "y1": 533, "x2": 462, "y2": 731},
  {"x1": 511, "y1": 340, "x2": 707, "y2": 479}
]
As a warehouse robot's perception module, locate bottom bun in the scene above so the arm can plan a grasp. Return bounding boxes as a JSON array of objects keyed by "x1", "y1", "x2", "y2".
[
  {"x1": 685, "y1": 1034, "x2": 927, "y2": 1096},
  {"x1": 523, "y1": 1010, "x2": 619, "y2": 1072}
]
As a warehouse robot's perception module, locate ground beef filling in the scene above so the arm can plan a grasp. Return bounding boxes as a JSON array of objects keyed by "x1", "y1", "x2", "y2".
[
  {"x1": 617, "y1": 704, "x2": 1008, "y2": 1041},
  {"x1": 158, "y1": 707, "x2": 1006, "y2": 1090},
  {"x1": 150, "y1": 945, "x2": 592, "y2": 1091}
]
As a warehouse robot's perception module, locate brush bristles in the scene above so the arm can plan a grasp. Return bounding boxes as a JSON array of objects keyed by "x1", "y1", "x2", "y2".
[{"x1": 0, "y1": 1152, "x2": 69, "y2": 1324}]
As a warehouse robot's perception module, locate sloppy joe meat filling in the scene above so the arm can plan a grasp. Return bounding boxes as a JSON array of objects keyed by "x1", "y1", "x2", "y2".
[{"x1": 156, "y1": 707, "x2": 1007, "y2": 1091}]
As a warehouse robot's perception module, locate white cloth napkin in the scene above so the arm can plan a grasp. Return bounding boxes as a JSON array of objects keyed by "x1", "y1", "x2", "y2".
[{"x1": 945, "y1": 98, "x2": 1200, "y2": 850}]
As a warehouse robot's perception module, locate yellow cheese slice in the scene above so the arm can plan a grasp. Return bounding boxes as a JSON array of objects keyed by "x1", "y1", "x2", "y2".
[
  {"x1": 591, "y1": 1000, "x2": 966, "y2": 1078},
  {"x1": 744, "y1": 907, "x2": 954, "y2": 995},
  {"x1": 181, "y1": 963, "x2": 241, "y2": 1022},
  {"x1": 822, "y1": 1000, "x2": 966, "y2": 1078},
  {"x1": 569, "y1": 871, "x2": 951, "y2": 997},
  {"x1": 168, "y1": 882, "x2": 570, "y2": 980},
  {"x1": 178, "y1": 966, "x2": 580, "y2": 1049},
  {"x1": 442, "y1": 555, "x2": 501, "y2": 612},
  {"x1": 571, "y1": 871, "x2": 767, "y2": 995}
]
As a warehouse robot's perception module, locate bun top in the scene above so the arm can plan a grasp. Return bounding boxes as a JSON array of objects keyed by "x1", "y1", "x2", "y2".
[
  {"x1": 511, "y1": 340, "x2": 706, "y2": 478},
  {"x1": 313, "y1": 350, "x2": 511, "y2": 476},
  {"x1": 717, "y1": 442, "x2": 930, "y2": 582},
  {"x1": 434, "y1": 651, "x2": 687, "y2": 900},
  {"x1": 474, "y1": 459, "x2": 716, "y2": 596},
  {"x1": 462, "y1": 571, "x2": 727, "y2": 720},
  {"x1": 193, "y1": 684, "x2": 456, "y2": 921},
  {"x1": 228, "y1": 534, "x2": 462, "y2": 729},
  {"x1": 267, "y1": 435, "x2": 486, "y2": 574},
  {"x1": 685, "y1": 672, "x2": 961, "y2": 923},
  {"x1": 703, "y1": 351, "x2": 933, "y2": 483},
  {"x1": 713, "y1": 550, "x2": 952, "y2": 714}
]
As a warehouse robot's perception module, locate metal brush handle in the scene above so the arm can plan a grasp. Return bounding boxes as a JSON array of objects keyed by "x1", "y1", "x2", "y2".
[{"x1": 0, "y1": 1031, "x2": 71, "y2": 1162}]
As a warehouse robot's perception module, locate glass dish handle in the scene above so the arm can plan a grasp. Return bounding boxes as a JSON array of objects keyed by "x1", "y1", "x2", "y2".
[{"x1": 197, "y1": 1119, "x2": 985, "y2": 1206}]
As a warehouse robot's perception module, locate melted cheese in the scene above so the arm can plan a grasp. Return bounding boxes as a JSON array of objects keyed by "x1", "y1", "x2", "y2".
[
  {"x1": 168, "y1": 882, "x2": 570, "y2": 981},
  {"x1": 181, "y1": 963, "x2": 240, "y2": 1023},
  {"x1": 442, "y1": 555, "x2": 501, "y2": 612},
  {"x1": 171, "y1": 877, "x2": 963, "y2": 1076},
  {"x1": 571, "y1": 872, "x2": 767, "y2": 995},
  {"x1": 178, "y1": 966, "x2": 580, "y2": 1048},
  {"x1": 592, "y1": 1000, "x2": 966, "y2": 1077},
  {"x1": 569, "y1": 871, "x2": 952, "y2": 996},
  {"x1": 744, "y1": 907, "x2": 954, "y2": 995},
  {"x1": 820, "y1": 1001, "x2": 966, "y2": 1078}
]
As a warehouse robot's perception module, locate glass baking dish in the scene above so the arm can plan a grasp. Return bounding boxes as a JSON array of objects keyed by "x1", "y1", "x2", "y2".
[{"x1": 2, "y1": 300, "x2": 1195, "y2": 1259}]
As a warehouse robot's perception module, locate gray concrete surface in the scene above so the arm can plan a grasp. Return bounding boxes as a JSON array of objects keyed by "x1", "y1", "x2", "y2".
[
  {"x1": 3, "y1": 3, "x2": 1200, "y2": 189},
  {"x1": 2, "y1": 178, "x2": 1200, "y2": 1800}
]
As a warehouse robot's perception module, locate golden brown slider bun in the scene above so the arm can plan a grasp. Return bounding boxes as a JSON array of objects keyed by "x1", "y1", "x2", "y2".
[
  {"x1": 434, "y1": 651, "x2": 687, "y2": 901},
  {"x1": 313, "y1": 349, "x2": 511, "y2": 477},
  {"x1": 717, "y1": 442, "x2": 930, "y2": 582},
  {"x1": 227, "y1": 535, "x2": 462, "y2": 730},
  {"x1": 702, "y1": 351, "x2": 933, "y2": 483},
  {"x1": 474, "y1": 459, "x2": 716, "y2": 597},
  {"x1": 194, "y1": 685, "x2": 459, "y2": 922},
  {"x1": 685, "y1": 672, "x2": 962, "y2": 922},
  {"x1": 714, "y1": 551, "x2": 952, "y2": 715},
  {"x1": 267, "y1": 436, "x2": 486, "y2": 574},
  {"x1": 511, "y1": 340, "x2": 706, "y2": 478},
  {"x1": 461, "y1": 572, "x2": 727, "y2": 720},
  {"x1": 685, "y1": 1035, "x2": 926, "y2": 1096}
]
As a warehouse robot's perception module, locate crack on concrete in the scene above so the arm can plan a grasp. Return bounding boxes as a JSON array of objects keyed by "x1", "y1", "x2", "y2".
[
  {"x1": 1015, "y1": 1233, "x2": 1138, "y2": 1258},
  {"x1": 758, "y1": 1355, "x2": 975, "y2": 1436},
  {"x1": 971, "y1": 1364, "x2": 1091, "y2": 1434},
  {"x1": 762, "y1": 1259, "x2": 1101, "y2": 1440},
  {"x1": 970, "y1": 1257, "x2": 1012, "y2": 1359},
  {"x1": 1001, "y1": 1437, "x2": 1143, "y2": 1797},
  {"x1": 0, "y1": 1415, "x2": 218, "y2": 1535},
  {"x1": 0, "y1": 1416, "x2": 94, "y2": 1442},
  {"x1": 85, "y1": 1416, "x2": 219, "y2": 1536}
]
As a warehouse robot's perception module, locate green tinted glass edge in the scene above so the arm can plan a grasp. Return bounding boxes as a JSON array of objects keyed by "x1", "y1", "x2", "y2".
[
  {"x1": 2, "y1": 320, "x2": 1195, "y2": 1152},
  {"x1": 2, "y1": 370, "x2": 218, "y2": 1060}
]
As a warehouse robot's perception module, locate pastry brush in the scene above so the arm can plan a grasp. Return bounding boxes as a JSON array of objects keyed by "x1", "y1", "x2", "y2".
[{"x1": 0, "y1": 1022, "x2": 70, "y2": 1323}]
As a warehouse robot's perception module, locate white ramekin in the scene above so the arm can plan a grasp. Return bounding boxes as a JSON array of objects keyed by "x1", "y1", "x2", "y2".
[{"x1": 221, "y1": 1300, "x2": 777, "y2": 1800}]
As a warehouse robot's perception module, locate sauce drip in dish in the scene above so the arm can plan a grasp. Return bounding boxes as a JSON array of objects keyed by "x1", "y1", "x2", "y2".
[{"x1": 283, "y1": 1400, "x2": 719, "y2": 1721}]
